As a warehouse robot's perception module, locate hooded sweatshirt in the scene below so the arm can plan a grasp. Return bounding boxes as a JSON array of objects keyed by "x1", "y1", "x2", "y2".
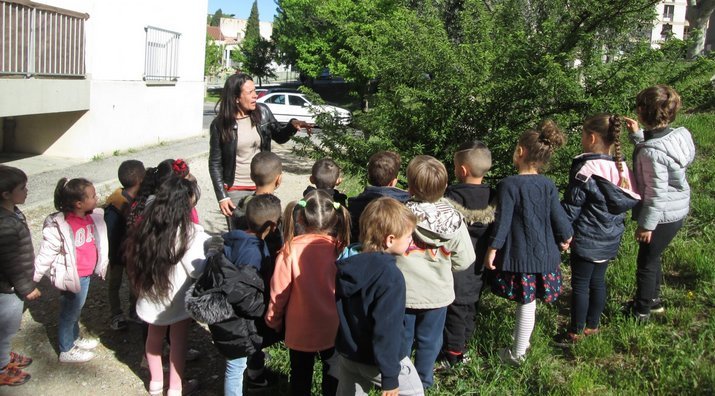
[
  {"x1": 444, "y1": 183, "x2": 496, "y2": 304},
  {"x1": 348, "y1": 186, "x2": 411, "y2": 242},
  {"x1": 335, "y1": 252, "x2": 406, "y2": 390},
  {"x1": 396, "y1": 198, "x2": 475, "y2": 309},
  {"x1": 630, "y1": 126, "x2": 695, "y2": 230}
]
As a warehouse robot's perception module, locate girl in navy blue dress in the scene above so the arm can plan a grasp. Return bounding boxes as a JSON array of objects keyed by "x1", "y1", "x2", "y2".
[{"x1": 485, "y1": 120, "x2": 573, "y2": 365}]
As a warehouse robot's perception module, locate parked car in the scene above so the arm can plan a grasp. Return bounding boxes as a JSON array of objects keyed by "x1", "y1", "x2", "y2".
[
  {"x1": 257, "y1": 92, "x2": 352, "y2": 126},
  {"x1": 255, "y1": 87, "x2": 300, "y2": 99}
]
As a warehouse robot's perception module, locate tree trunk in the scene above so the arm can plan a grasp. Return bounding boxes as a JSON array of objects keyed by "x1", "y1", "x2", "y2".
[{"x1": 687, "y1": 0, "x2": 715, "y2": 58}]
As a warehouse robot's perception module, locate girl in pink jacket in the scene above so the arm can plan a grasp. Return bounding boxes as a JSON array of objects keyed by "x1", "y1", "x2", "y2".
[
  {"x1": 265, "y1": 189, "x2": 350, "y2": 396},
  {"x1": 34, "y1": 178, "x2": 109, "y2": 364}
]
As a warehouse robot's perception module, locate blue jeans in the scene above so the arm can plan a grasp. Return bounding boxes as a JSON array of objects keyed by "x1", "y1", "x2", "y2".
[
  {"x1": 58, "y1": 276, "x2": 91, "y2": 352},
  {"x1": 401, "y1": 307, "x2": 447, "y2": 389},
  {"x1": 569, "y1": 256, "x2": 608, "y2": 333},
  {"x1": 225, "y1": 356, "x2": 248, "y2": 396},
  {"x1": 0, "y1": 293, "x2": 24, "y2": 369}
]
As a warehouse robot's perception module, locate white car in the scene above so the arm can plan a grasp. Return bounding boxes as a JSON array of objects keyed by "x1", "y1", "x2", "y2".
[{"x1": 257, "y1": 92, "x2": 352, "y2": 126}]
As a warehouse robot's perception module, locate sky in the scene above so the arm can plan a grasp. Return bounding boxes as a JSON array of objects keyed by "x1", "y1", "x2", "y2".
[{"x1": 207, "y1": 0, "x2": 277, "y2": 22}]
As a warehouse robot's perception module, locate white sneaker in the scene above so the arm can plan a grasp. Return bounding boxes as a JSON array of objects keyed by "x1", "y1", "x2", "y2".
[
  {"x1": 59, "y1": 347, "x2": 95, "y2": 363},
  {"x1": 74, "y1": 337, "x2": 99, "y2": 350},
  {"x1": 497, "y1": 348, "x2": 525, "y2": 367}
]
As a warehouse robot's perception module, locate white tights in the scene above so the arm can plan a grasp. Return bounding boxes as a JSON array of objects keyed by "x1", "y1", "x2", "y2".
[{"x1": 512, "y1": 300, "x2": 536, "y2": 357}]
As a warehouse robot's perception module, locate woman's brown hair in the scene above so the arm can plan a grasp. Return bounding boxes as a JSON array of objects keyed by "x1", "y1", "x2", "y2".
[{"x1": 215, "y1": 73, "x2": 262, "y2": 143}]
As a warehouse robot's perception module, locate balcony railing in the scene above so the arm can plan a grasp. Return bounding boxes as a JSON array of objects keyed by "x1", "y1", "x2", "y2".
[{"x1": 1, "y1": 0, "x2": 88, "y2": 77}]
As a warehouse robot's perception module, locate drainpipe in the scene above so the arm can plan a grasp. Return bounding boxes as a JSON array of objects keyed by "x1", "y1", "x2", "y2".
[{"x1": 2, "y1": 117, "x2": 17, "y2": 153}]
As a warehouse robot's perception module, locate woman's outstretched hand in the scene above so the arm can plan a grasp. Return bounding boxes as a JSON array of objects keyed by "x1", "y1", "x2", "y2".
[{"x1": 291, "y1": 119, "x2": 314, "y2": 136}]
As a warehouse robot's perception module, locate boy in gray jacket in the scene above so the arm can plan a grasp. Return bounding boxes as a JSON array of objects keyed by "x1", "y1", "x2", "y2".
[
  {"x1": 624, "y1": 85, "x2": 695, "y2": 320},
  {"x1": 396, "y1": 155, "x2": 474, "y2": 389}
]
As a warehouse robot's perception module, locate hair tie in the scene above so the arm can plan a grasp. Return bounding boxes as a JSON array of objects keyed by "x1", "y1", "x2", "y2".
[
  {"x1": 172, "y1": 159, "x2": 189, "y2": 177},
  {"x1": 297, "y1": 200, "x2": 307, "y2": 208},
  {"x1": 333, "y1": 202, "x2": 341, "y2": 210}
]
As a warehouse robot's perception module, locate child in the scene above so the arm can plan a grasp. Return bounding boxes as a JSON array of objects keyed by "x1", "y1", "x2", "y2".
[
  {"x1": 34, "y1": 178, "x2": 109, "y2": 363},
  {"x1": 0, "y1": 165, "x2": 41, "y2": 386},
  {"x1": 187, "y1": 194, "x2": 282, "y2": 396},
  {"x1": 105, "y1": 159, "x2": 145, "y2": 331},
  {"x1": 231, "y1": 151, "x2": 283, "y2": 231},
  {"x1": 335, "y1": 197, "x2": 424, "y2": 396},
  {"x1": 484, "y1": 121, "x2": 573, "y2": 365},
  {"x1": 396, "y1": 155, "x2": 475, "y2": 389},
  {"x1": 304, "y1": 158, "x2": 348, "y2": 207},
  {"x1": 126, "y1": 177, "x2": 210, "y2": 396},
  {"x1": 557, "y1": 114, "x2": 640, "y2": 343},
  {"x1": 623, "y1": 85, "x2": 695, "y2": 320},
  {"x1": 440, "y1": 141, "x2": 496, "y2": 368},
  {"x1": 265, "y1": 189, "x2": 351, "y2": 396},
  {"x1": 348, "y1": 151, "x2": 410, "y2": 242}
]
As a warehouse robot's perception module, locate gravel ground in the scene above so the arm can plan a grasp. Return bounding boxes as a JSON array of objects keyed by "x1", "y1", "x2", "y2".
[{"x1": 8, "y1": 133, "x2": 314, "y2": 396}]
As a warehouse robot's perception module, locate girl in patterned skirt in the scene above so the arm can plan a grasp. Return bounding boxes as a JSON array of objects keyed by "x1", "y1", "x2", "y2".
[{"x1": 484, "y1": 120, "x2": 573, "y2": 365}]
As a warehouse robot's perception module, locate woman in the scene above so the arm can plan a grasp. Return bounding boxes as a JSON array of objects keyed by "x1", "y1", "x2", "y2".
[{"x1": 208, "y1": 73, "x2": 311, "y2": 227}]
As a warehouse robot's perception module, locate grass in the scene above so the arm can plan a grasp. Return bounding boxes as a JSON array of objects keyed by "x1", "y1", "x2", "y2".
[{"x1": 265, "y1": 112, "x2": 715, "y2": 394}]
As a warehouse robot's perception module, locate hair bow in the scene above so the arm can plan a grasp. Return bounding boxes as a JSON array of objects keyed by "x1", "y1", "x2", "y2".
[
  {"x1": 333, "y1": 202, "x2": 341, "y2": 210},
  {"x1": 297, "y1": 200, "x2": 307, "y2": 207}
]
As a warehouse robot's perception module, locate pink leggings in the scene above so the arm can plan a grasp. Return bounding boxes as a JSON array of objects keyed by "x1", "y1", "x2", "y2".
[{"x1": 146, "y1": 319, "x2": 190, "y2": 392}]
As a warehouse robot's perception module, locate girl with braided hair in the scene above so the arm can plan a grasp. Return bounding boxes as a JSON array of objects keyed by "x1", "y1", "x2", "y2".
[{"x1": 556, "y1": 114, "x2": 641, "y2": 344}]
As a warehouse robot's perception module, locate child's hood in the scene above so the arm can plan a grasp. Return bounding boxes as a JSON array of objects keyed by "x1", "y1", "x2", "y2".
[
  {"x1": 407, "y1": 198, "x2": 463, "y2": 245},
  {"x1": 222, "y1": 229, "x2": 265, "y2": 268},
  {"x1": 573, "y1": 154, "x2": 641, "y2": 201},
  {"x1": 335, "y1": 252, "x2": 393, "y2": 298},
  {"x1": 103, "y1": 188, "x2": 128, "y2": 210},
  {"x1": 640, "y1": 126, "x2": 695, "y2": 168}
]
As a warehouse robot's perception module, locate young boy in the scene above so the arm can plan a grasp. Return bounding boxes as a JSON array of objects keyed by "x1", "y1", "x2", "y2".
[
  {"x1": 231, "y1": 152, "x2": 282, "y2": 231},
  {"x1": 396, "y1": 155, "x2": 475, "y2": 389},
  {"x1": 188, "y1": 194, "x2": 282, "y2": 396},
  {"x1": 348, "y1": 151, "x2": 410, "y2": 242},
  {"x1": 335, "y1": 197, "x2": 423, "y2": 396},
  {"x1": 105, "y1": 159, "x2": 145, "y2": 330},
  {"x1": 303, "y1": 158, "x2": 348, "y2": 206},
  {"x1": 439, "y1": 141, "x2": 496, "y2": 368},
  {"x1": 0, "y1": 165, "x2": 41, "y2": 386}
]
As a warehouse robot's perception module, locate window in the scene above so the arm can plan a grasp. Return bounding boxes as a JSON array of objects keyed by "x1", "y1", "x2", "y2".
[
  {"x1": 288, "y1": 95, "x2": 307, "y2": 106},
  {"x1": 663, "y1": 5, "x2": 674, "y2": 21},
  {"x1": 661, "y1": 23, "x2": 673, "y2": 41},
  {"x1": 266, "y1": 94, "x2": 285, "y2": 105},
  {"x1": 144, "y1": 26, "x2": 181, "y2": 83}
]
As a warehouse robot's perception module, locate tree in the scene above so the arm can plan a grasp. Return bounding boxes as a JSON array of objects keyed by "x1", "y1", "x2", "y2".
[
  {"x1": 204, "y1": 35, "x2": 223, "y2": 76},
  {"x1": 235, "y1": 0, "x2": 276, "y2": 85},
  {"x1": 687, "y1": 0, "x2": 715, "y2": 58},
  {"x1": 276, "y1": 0, "x2": 715, "y2": 182},
  {"x1": 209, "y1": 8, "x2": 234, "y2": 26}
]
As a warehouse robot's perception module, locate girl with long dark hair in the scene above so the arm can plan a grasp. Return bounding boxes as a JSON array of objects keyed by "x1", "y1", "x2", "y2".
[{"x1": 126, "y1": 177, "x2": 210, "y2": 396}]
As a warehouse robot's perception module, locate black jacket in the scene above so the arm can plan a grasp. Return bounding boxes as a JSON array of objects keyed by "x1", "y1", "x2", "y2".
[
  {"x1": 444, "y1": 183, "x2": 496, "y2": 304},
  {"x1": 335, "y1": 252, "x2": 406, "y2": 390},
  {"x1": 186, "y1": 252, "x2": 265, "y2": 359},
  {"x1": 208, "y1": 103, "x2": 298, "y2": 202},
  {"x1": 0, "y1": 207, "x2": 35, "y2": 298},
  {"x1": 562, "y1": 153, "x2": 640, "y2": 261},
  {"x1": 347, "y1": 186, "x2": 410, "y2": 242}
]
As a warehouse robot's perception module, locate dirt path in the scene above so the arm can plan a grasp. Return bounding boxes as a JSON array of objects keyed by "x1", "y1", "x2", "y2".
[{"x1": 10, "y1": 141, "x2": 312, "y2": 396}]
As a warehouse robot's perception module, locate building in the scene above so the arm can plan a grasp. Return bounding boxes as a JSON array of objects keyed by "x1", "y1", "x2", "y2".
[
  {"x1": 208, "y1": 17, "x2": 290, "y2": 73},
  {"x1": 0, "y1": 0, "x2": 208, "y2": 159},
  {"x1": 650, "y1": 0, "x2": 690, "y2": 46}
]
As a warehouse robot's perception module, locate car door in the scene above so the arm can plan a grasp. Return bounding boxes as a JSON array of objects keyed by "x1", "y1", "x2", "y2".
[
  {"x1": 286, "y1": 94, "x2": 315, "y2": 124},
  {"x1": 263, "y1": 94, "x2": 289, "y2": 123}
]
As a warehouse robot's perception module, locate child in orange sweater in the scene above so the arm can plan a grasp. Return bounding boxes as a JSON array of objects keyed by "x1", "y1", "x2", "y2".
[{"x1": 265, "y1": 189, "x2": 350, "y2": 396}]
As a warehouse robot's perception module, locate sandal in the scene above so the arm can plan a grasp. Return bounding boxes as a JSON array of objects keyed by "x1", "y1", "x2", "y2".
[
  {"x1": 8, "y1": 352, "x2": 32, "y2": 369},
  {"x1": 0, "y1": 366, "x2": 31, "y2": 386}
]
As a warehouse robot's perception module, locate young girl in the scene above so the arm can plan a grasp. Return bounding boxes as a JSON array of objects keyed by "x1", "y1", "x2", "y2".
[
  {"x1": 265, "y1": 189, "x2": 350, "y2": 396},
  {"x1": 0, "y1": 166, "x2": 40, "y2": 385},
  {"x1": 34, "y1": 178, "x2": 109, "y2": 363},
  {"x1": 624, "y1": 85, "x2": 695, "y2": 320},
  {"x1": 484, "y1": 120, "x2": 573, "y2": 365},
  {"x1": 558, "y1": 114, "x2": 640, "y2": 343},
  {"x1": 126, "y1": 176, "x2": 210, "y2": 396}
]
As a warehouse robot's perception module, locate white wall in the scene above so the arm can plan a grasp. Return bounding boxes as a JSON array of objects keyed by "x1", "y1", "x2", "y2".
[{"x1": 12, "y1": 0, "x2": 208, "y2": 158}]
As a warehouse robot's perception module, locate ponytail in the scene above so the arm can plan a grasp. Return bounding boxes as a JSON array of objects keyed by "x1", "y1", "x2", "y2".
[
  {"x1": 282, "y1": 190, "x2": 351, "y2": 254},
  {"x1": 607, "y1": 115, "x2": 631, "y2": 190}
]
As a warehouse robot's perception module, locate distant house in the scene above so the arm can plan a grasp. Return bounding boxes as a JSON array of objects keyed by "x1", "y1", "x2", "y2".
[
  {"x1": 0, "y1": 0, "x2": 208, "y2": 159},
  {"x1": 650, "y1": 0, "x2": 689, "y2": 46},
  {"x1": 207, "y1": 17, "x2": 290, "y2": 74}
]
